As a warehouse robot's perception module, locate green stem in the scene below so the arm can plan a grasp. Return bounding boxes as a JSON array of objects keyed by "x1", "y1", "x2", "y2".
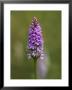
[{"x1": 34, "y1": 58, "x2": 37, "y2": 79}]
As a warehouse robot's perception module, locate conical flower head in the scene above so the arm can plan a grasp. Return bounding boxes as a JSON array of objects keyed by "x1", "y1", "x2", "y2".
[{"x1": 28, "y1": 17, "x2": 44, "y2": 59}]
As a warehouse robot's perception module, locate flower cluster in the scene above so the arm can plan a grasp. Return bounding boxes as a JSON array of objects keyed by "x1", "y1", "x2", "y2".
[{"x1": 27, "y1": 17, "x2": 44, "y2": 59}]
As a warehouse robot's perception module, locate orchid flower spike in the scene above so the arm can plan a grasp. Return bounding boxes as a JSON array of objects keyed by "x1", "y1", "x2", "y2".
[{"x1": 27, "y1": 17, "x2": 44, "y2": 60}]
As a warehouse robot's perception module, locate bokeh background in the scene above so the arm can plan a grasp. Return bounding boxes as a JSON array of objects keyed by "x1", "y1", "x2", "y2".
[{"x1": 11, "y1": 11, "x2": 61, "y2": 79}]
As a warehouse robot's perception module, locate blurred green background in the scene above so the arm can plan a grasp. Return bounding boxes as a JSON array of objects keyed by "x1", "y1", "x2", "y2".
[{"x1": 11, "y1": 11, "x2": 61, "y2": 79}]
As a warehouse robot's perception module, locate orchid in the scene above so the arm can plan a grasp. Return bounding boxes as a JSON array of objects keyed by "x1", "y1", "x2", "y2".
[
  {"x1": 28, "y1": 17, "x2": 44, "y2": 59},
  {"x1": 27, "y1": 17, "x2": 48, "y2": 79}
]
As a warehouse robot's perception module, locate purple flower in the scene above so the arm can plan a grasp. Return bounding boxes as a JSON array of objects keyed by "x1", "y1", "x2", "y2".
[{"x1": 27, "y1": 17, "x2": 44, "y2": 59}]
